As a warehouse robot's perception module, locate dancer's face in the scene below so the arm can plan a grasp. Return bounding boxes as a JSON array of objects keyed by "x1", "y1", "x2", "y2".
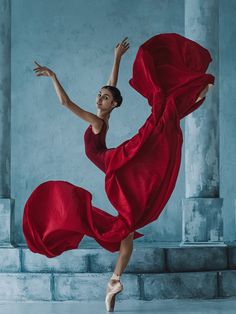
[{"x1": 96, "y1": 88, "x2": 117, "y2": 112}]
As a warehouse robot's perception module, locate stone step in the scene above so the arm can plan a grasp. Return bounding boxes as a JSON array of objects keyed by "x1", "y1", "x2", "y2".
[
  {"x1": 1, "y1": 245, "x2": 236, "y2": 273},
  {"x1": 0, "y1": 270, "x2": 235, "y2": 301}
]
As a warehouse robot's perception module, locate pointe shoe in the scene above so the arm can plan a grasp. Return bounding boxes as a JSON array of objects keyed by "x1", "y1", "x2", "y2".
[{"x1": 105, "y1": 279, "x2": 123, "y2": 312}]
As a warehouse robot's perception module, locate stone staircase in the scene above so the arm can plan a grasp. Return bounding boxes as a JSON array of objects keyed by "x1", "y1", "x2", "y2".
[{"x1": 0, "y1": 241, "x2": 236, "y2": 301}]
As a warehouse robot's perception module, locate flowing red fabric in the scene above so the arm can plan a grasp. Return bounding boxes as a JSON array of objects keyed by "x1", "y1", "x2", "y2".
[{"x1": 22, "y1": 33, "x2": 215, "y2": 257}]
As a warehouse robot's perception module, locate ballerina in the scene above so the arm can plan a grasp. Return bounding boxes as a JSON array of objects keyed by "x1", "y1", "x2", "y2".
[
  {"x1": 25, "y1": 33, "x2": 215, "y2": 312},
  {"x1": 33, "y1": 37, "x2": 136, "y2": 311}
]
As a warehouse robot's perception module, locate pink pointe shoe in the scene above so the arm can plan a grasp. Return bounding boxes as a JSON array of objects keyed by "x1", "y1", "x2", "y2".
[{"x1": 105, "y1": 278, "x2": 123, "y2": 312}]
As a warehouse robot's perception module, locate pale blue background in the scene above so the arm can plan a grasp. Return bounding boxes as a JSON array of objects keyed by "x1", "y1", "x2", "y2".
[{"x1": 10, "y1": 0, "x2": 236, "y2": 244}]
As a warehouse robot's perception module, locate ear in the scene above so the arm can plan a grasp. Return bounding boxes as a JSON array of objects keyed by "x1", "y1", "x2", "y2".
[{"x1": 112, "y1": 101, "x2": 118, "y2": 108}]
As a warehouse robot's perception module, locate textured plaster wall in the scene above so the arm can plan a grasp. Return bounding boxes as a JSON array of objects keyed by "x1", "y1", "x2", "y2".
[
  {"x1": 0, "y1": 0, "x2": 11, "y2": 197},
  {"x1": 10, "y1": 0, "x2": 197, "y2": 245},
  {"x1": 10, "y1": 0, "x2": 236, "y2": 245},
  {"x1": 219, "y1": 0, "x2": 236, "y2": 241}
]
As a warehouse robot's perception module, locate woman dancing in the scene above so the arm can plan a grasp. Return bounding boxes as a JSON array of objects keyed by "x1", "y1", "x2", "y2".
[
  {"x1": 33, "y1": 38, "x2": 138, "y2": 311},
  {"x1": 24, "y1": 34, "x2": 214, "y2": 311}
]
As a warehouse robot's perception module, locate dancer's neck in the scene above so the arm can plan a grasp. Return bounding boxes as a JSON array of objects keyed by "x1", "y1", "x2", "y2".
[{"x1": 97, "y1": 112, "x2": 110, "y2": 125}]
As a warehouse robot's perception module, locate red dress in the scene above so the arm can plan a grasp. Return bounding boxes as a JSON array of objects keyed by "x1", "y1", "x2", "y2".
[{"x1": 23, "y1": 33, "x2": 215, "y2": 257}]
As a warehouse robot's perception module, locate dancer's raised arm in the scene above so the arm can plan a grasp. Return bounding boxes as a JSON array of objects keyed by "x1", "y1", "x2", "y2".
[
  {"x1": 33, "y1": 61, "x2": 102, "y2": 126},
  {"x1": 107, "y1": 37, "x2": 130, "y2": 87}
]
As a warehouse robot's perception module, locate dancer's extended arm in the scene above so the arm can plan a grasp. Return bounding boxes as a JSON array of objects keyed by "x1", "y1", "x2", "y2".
[
  {"x1": 107, "y1": 37, "x2": 130, "y2": 87},
  {"x1": 33, "y1": 61, "x2": 102, "y2": 127}
]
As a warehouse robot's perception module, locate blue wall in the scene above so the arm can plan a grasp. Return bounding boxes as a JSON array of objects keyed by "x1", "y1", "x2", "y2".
[
  {"x1": 219, "y1": 0, "x2": 236, "y2": 242},
  {"x1": 15, "y1": 0, "x2": 236, "y2": 245}
]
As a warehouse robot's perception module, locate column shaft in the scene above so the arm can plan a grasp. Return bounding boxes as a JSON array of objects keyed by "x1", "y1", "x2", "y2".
[
  {"x1": 0, "y1": 0, "x2": 11, "y2": 198},
  {"x1": 185, "y1": 0, "x2": 219, "y2": 198},
  {"x1": 0, "y1": 0, "x2": 14, "y2": 247},
  {"x1": 182, "y1": 0, "x2": 224, "y2": 245}
]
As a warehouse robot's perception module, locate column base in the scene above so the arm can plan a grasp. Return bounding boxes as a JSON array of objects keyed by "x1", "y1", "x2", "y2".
[
  {"x1": 179, "y1": 241, "x2": 227, "y2": 247},
  {"x1": 0, "y1": 198, "x2": 16, "y2": 247},
  {"x1": 182, "y1": 197, "x2": 224, "y2": 245}
]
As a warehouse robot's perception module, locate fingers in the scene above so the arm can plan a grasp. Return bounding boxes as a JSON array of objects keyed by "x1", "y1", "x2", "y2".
[
  {"x1": 115, "y1": 37, "x2": 130, "y2": 54},
  {"x1": 33, "y1": 61, "x2": 48, "y2": 73},
  {"x1": 124, "y1": 43, "x2": 130, "y2": 50},
  {"x1": 121, "y1": 37, "x2": 129, "y2": 48},
  {"x1": 122, "y1": 43, "x2": 130, "y2": 51},
  {"x1": 33, "y1": 67, "x2": 48, "y2": 76},
  {"x1": 33, "y1": 69, "x2": 46, "y2": 75},
  {"x1": 34, "y1": 61, "x2": 42, "y2": 67},
  {"x1": 121, "y1": 37, "x2": 128, "y2": 45},
  {"x1": 33, "y1": 65, "x2": 47, "y2": 73},
  {"x1": 35, "y1": 71, "x2": 49, "y2": 76},
  {"x1": 35, "y1": 70, "x2": 46, "y2": 76},
  {"x1": 116, "y1": 37, "x2": 129, "y2": 53},
  {"x1": 33, "y1": 64, "x2": 43, "y2": 71},
  {"x1": 34, "y1": 68, "x2": 46, "y2": 72},
  {"x1": 33, "y1": 61, "x2": 53, "y2": 77}
]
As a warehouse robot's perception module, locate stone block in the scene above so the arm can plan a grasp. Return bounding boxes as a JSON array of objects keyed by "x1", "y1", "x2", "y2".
[
  {"x1": 54, "y1": 273, "x2": 140, "y2": 300},
  {"x1": 116, "y1": 274, "x2": 140, "y2": 300},
  {"x1": 88, "y1": 249, "x2": 118, "y2": 272},
  {"x1": 89, "y1": 247, "x2": 165, "y2": 273},
  {"x1": 22, "y1": 248, "x2": 88, "y2": 272},
  {"x1": 167, "y1": 247, "x2": 227, "y2": 272},
  {"x1": 0, "y1": 248, "x2": 20, "y2": 272},
  {"x1": 54, "y1": 273, "x2": 107, "y2": 301},
  {"x1": 142, "y1": 271, "x2": 217, "y2": 300},
  {"x1": 54, "y1": 273, "x2": 109, "y2": 301},
  {"x1": 228, "y1": 246, "x2": 236, "y2": 269},
  {"x1": 0, "y1": 273, "x2": 52, "y2": 300},
  {"x1": 218, "y1": 270, "x2": 236, "y2": 297},
  {"x1": 127, "y1": 247, "x2": 165, "y2": 273}
]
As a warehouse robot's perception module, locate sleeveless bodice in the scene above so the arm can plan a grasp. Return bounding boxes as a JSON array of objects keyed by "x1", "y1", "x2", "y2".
[{"x1": 84, "y1": 120, "x2": 108, "y2": 172}]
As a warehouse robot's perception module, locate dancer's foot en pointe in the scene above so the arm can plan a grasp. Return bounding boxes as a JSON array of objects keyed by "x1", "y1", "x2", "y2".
[
  {"x1": 105, "y1": 231, "x2": 134, "y2": 311},
  {"x1": 105, "y1": 273, "x2": 123, "y2": 312}
]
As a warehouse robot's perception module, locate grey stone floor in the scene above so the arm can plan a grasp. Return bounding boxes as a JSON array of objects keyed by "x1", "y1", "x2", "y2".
[{"x1": 1, "y1": 298, "x2": 236, "y2": 314}]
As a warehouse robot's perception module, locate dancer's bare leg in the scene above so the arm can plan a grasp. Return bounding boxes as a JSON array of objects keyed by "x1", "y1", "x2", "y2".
[
  {"x1": 114, "y1": 231, "x2": 134, "y2": 275},
  {"x1": 109, "y1": 231, "x2": 134, "y2": 283},
  {"x1": 195, "y1": 83, "x2": 213, "y2": 103}
]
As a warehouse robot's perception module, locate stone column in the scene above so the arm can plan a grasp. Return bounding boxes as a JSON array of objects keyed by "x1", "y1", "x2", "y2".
[
  {"x1": 0, "y1": 0, "x2": 15, "y2": 246},
  {"x1": 181, "y1": 0, "x2": 225, "y2": 246}
]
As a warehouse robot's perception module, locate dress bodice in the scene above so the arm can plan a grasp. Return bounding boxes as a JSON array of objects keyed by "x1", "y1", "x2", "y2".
[{"x1": 84, "y1": 120, "x2": 108, "y2": 172}]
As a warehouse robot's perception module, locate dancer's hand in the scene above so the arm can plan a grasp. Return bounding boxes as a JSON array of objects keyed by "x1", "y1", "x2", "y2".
[
  {"x1": 114, "y1": 37, "x2": 130, "y2": 59},
  {"x1": 33, "y1": 61, "x2": 55, "y2": 78}
]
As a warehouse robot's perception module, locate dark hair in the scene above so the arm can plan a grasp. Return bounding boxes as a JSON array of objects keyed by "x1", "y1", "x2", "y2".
[{"x1": 101, "y1": 85, "x2": 123, "y2": 108}]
